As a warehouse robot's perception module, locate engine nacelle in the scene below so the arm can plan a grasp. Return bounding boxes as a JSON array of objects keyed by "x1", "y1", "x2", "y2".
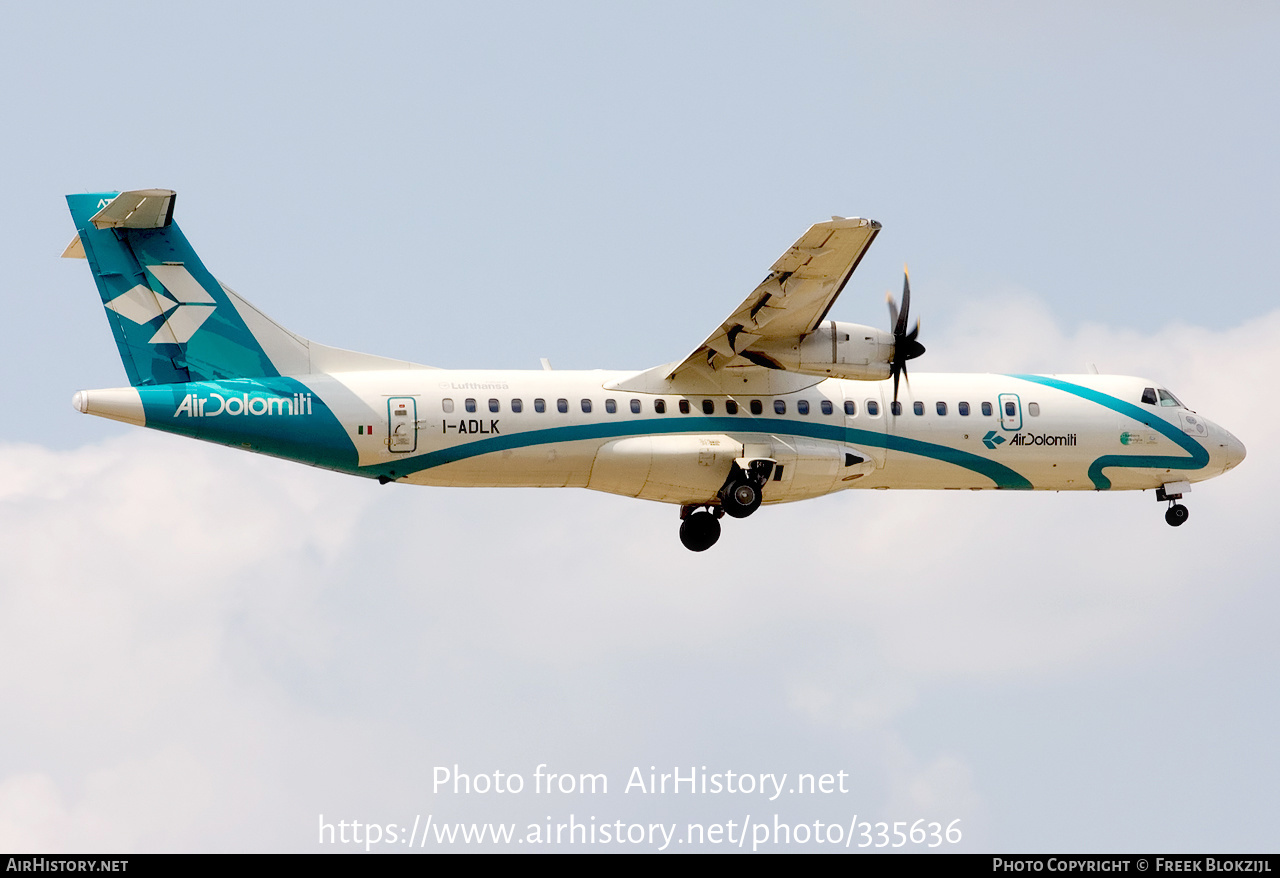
[{"x1": 751, "y1": 321, "x2": 895, "y2": 380}]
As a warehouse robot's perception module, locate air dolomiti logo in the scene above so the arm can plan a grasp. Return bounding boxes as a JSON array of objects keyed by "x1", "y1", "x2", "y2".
[
  {"x1": 984, "y1": 430, "x2": 1077, "y2": 450},
  {"x1": 174, "y1": 392, "x2": 313, "y2": 418}
]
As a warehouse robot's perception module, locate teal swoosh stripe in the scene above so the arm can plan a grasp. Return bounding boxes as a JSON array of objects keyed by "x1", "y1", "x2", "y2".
[
  {"x1": 1009, "y1": 374, "x2": 1210, "y2": 490},
  {"x1": 381, "y1": 416, "x2": 1033, "y2": 490},
  {"x1": 875, "y1": 430, "x2": 1032, "y2": 489}
]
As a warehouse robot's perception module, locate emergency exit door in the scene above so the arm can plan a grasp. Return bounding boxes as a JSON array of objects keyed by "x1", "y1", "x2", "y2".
[{"x1": 998, "y1": 393, "x2": 1022, "y2": 431}]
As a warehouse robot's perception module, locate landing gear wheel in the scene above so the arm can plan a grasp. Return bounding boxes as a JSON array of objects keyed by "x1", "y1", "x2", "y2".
[
  {"x1": 1165, "y1": 504, "x2": 1189, "y2": 527},
  {"x1": 679, "y1": 511, "x2": 722, "y2": 551},
  {"x1": 720, "y1": 480, "x2": 762, "y2": 519}
]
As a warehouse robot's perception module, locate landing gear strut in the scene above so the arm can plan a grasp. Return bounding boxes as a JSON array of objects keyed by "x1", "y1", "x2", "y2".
[
  {"x1": 1157, "y1": 486, "x2": 1189, "y2": 527},
  {"x1": 679, "y1": 506, "x2": 722, "y2": 552}
]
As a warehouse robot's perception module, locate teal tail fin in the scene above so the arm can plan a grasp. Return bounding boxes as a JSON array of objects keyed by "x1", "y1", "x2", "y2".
[
  {"x1": 66, "y1": 190, "x2": 283, "y2": 386},
  {"x1": 66, "y1": 189, "x2": 434, "y2": 385}
]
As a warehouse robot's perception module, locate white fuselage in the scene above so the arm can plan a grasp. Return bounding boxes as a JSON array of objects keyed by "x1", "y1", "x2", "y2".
[{"x1": 308, "y1": 368, "x2": 1243, "y2": 504}]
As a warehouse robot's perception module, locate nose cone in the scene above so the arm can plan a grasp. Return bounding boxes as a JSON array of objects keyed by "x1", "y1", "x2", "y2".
[{"x1": 1222, "y1": 430, "x2": 1246, "y2": 472}]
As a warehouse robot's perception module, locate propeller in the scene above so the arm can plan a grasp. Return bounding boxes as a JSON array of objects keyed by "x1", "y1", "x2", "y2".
[{"x1": 886, "y1": 266, "x2": 925, "y2": 402}]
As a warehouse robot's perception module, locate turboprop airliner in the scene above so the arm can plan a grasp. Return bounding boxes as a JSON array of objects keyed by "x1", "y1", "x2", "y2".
[{"x1": 64, "y1": 190, "x2": 1245, "y2": 551}]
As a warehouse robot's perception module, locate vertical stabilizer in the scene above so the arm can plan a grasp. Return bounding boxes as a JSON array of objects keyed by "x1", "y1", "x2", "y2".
[
  {"x1": 67, "y1": 191, "x2": 281, "y2": 385},
  {"x1": 67, "y1": 190, "x2": 435, "y2": 384}
]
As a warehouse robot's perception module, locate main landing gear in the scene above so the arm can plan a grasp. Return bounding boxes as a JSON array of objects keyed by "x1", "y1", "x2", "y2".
[
  {"x1": 720, "y1": 477, "x2": 762, "y2": 519},
  {"x1": 678, "y1": 460, "x2": 774, "y2": 551},
  {"x1": 1157, "y1": 486, "x2": 1190, "y2": 527},
  {"x1": 679, "y1": 506, "x2": 723, "y2": 552}
]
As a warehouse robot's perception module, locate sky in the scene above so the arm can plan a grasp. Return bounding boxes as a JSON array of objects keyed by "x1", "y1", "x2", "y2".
[{"x1": 1, "y1": 1, "x2": 1277, "y2": 853}]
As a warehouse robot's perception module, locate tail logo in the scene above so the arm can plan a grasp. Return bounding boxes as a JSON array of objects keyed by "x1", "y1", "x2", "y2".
[{"x1": 103, "y1": 264, "x2": 216, "y2": 345}]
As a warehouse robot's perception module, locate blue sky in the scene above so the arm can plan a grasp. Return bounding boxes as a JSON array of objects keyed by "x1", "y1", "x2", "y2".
[{"x1": 1, "y1": 2, "x2": 1276, "y2": 852}]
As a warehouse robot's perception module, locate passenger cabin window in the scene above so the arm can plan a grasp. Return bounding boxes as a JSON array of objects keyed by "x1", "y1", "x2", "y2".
[
  {"x1": 465, "y1": 398, "x2": 477, "y2": 413},
  {"x1": 821, "y1": 400, "x2": 833, "y2": 415},
  {"x1": 867, "y1": 400, "x2": 880, "y2": 416},
  {"x1": 937, "y1": 402, "x2": 947, "y2": 416},
  {"x1": 654, "y1": 399, "x2": 666, "y2": 414},
  {"x1": 489, "y1": 398, "x2": 500, "y2": 413},
  {"x1": 702, "y1": 400, "x2": 715, "y2": 415},
  {"x1": 442, "y1": 398, "x2": 455, "y2": 413},
  {"x1": 557, "y1": 398, "x2": 568, "y2": 413},
  {"x1": 1141, "y1": 387, "x2": 1158, "y2": 406},
  {"x1": 630, "y1": 399, "x2": 641, "y2": 414},
  {"x1": 534, "y1": 398, "x2": 546, "y2": 413},
  {"x1": 1005, "y1": 401, "x2": 1017, "y2": 417},
  {"x1": 891, "y1": 401, "x2": 902, "y2": 416},
  {"x1": 725, "y1": 400, "x2": 738, "y2": 415},
  {"x1": 844, "y1": 400, "x2": 856, "y2": 416},
  {"x1": 797, "y1": 400, "x2": 810, "y2": 415},
  {"x1": 981, "y1": 402, "x2": 993, "y2": 417},
  {"x1": 581, "y1": 399, "x2": 592, "y2": 413},
  {"x1": 914, "y1": 401, "x2": 924, "y2": 416},
  {"x1": 605, "y1": 399, "x2": 617, "y2": 414},
  {"x1": 679, "y1": 399, "x2": 691, "y2": 414},
  {"x1": 1028, "y1": 402, "x2": 1040, "y2": 416},
  {"x1": 750, "y1": 400, "x2": 763, "y2": 416},
  {"x1": 774, "y1": 400, "x2": 787, "y2": 415},
  {"x1": 511, "y1": 399, "x2": 523, "y2": 413},
  {"x1": 958, "y1": 401, "x2": 970, "y2": 416}
]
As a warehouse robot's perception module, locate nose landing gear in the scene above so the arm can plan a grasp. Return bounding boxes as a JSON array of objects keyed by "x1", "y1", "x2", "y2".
[{"x1": 1157, "y1": 485, "x2": 1190, "y2": 527}]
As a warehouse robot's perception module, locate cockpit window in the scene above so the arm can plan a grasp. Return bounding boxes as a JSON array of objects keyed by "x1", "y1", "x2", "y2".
[
  {"x1": 1158, "y1": 389, "x2": 1184, "y2": 408},
  {"x1": 1141, "y1": 387, "x2": 1158, "y2": 406}
]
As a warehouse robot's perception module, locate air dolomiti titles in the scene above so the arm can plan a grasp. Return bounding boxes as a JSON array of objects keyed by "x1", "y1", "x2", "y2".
[
  {"x1": 173, "y1": 392, "x2": 313, "y2": 418},
  {"x1": 1006, "y1": 432, "x2": 1077, "y2": 446}
]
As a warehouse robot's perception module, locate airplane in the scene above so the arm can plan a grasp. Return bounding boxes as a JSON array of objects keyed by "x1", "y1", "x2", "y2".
[{"x1": 64, "y1": 189, "x2": 1246, "y2": 551}]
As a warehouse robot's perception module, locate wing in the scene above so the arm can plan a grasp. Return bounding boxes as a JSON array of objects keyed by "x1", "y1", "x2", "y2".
[{"x1": 668, "y1": 216, "x2": 881, "y2": 378}]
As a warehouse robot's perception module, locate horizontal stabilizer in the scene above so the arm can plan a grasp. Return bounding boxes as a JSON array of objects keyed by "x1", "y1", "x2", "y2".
[
  {"x1": 90, "y1": 189, "x2": 176, "y2": 230},
  {"x1": 61, "y1": 235, "x2": 86, "y2": 259}
]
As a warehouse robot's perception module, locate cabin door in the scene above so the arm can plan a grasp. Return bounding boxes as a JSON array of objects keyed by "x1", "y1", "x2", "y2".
[
  {"x1": 388, "y1": 397, "x2": 418, "y2": 453},
  {"x1": 998, "y1": 393, "x2": 1022, "y2": 432}
]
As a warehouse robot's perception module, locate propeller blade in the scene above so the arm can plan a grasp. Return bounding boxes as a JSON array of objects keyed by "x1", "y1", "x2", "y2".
[
  {"x1": 897, "y1": 268, "x2": 911, "y2": 337},
  {"x1": 904, "y1": 320, "x2": 925, "y2": 360},
  {"x1": 887, "y1": 266, "x2": 922, "y2": 404}
]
